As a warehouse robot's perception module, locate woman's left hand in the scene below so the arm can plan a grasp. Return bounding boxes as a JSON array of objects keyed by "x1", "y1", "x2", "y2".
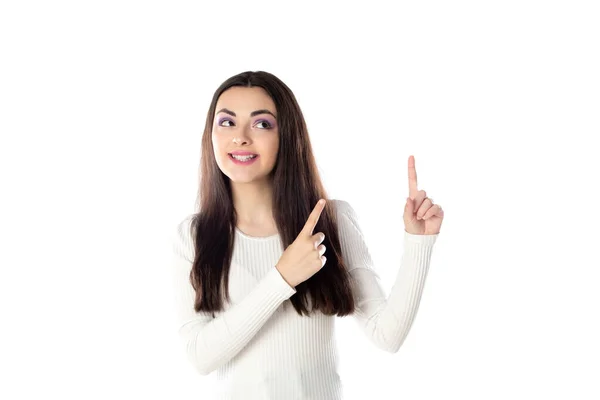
[{"x1": 403, "y1": 155, "x2": 444, "y2": 235}]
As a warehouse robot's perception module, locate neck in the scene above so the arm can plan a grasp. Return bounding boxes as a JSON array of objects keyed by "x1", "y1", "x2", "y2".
[{"x1": 230, "y1": 177, "x2": 274, "y2": 225}]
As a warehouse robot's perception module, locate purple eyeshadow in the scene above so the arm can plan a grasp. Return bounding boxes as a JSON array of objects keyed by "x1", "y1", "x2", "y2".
[
  {"x1": 215, "y1": 115, "x2": 277, "y2": 128},
  {"x1": 256, "y1": 118, "x2": 277, "y2": 128}
]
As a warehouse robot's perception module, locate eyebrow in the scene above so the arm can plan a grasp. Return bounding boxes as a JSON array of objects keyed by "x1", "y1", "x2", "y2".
[{"x1": 216, "y1": 108, "x2": 277, "y2": 119}]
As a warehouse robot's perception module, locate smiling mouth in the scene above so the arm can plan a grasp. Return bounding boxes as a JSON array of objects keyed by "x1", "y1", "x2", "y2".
[{"x1": 229, "y1": 153, "x2": 259, "y2": 161}]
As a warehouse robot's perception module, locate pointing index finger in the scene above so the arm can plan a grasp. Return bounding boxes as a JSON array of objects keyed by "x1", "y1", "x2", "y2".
[
  {"x1": 303, "y1": 199, "x2": 326, "y2": 236},
  {"x1": 408, "y1": 155, "x2": 418, "y2": 198}
]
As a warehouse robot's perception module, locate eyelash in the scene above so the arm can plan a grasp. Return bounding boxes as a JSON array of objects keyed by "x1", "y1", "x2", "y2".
[{"x1": 218, "y1": 118, "x2": 273, "y2": 129}]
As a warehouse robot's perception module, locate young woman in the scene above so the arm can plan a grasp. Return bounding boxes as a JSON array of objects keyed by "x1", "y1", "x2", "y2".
[{"x1": 170, "y1": 71, "x2": 444, "y2": 399}]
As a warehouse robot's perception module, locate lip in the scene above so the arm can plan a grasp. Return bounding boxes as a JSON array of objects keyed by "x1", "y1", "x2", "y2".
[
  {"x1": 229, "y1": 151, "x2": 258, "y2": 156},
  {"x1": 229, "y1": 153, "x2": 259, "y2": 165}
]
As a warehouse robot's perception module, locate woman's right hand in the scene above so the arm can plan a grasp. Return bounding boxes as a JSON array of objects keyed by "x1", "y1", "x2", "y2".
[{"x1": 275, "y1": 199, "x2": 328, "y2": 288}]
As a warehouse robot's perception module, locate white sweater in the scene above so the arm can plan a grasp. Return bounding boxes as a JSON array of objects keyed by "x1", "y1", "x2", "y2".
[{"x1": 170, "y1": 199, "x2": 438, "y2": 399}]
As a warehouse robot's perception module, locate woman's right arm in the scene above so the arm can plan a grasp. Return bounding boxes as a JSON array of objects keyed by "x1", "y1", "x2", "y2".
[{"x1": 170, "y1": 216, "x2": 296, "y2": 376}]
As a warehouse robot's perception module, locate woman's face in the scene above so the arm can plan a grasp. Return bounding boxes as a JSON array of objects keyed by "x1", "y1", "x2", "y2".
[{"x1": 212, "y1": 86, "x2": 279, "y2": 183}]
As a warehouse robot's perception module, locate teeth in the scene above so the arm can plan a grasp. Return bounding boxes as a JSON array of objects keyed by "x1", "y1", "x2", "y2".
[{"x1": 231, "y1": 154, "x2": 257, "y2": 161}]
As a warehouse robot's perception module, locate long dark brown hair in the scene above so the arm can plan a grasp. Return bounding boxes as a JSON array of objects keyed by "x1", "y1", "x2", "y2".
[{"x1": 189, "y1": 70, "x2": 355, "y2": 317}]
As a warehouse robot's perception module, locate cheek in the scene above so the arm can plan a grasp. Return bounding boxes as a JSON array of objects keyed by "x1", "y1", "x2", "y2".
[
  {"x1": 267, "y1": 133, "x2": 279, "y2": 155},
  {"x1": 211, "y1": 134, "x2": 226, "y2": 160},
  {"x1": 259, "y1": 140, "x2": 278, "y2": 163},
  {"x1": 211, "y1": 132, "x2": 224, "y2": 149}
]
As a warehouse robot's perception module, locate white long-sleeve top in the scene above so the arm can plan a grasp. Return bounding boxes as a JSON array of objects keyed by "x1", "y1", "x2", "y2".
[{"x1": 170, "y1": 199, "x2": 438, "y2": 399}]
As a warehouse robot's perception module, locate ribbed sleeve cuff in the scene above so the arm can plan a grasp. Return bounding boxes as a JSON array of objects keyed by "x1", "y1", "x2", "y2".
[
  {"x1": 403, "y1": 230, "x2": 438, "y2": 246},
  {"x1": 261, "y1": 267, "x2": 297, "y2": 299}
]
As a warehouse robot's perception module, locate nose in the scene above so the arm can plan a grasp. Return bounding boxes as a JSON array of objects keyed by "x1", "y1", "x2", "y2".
[{"x1": 233, "y1": 123, "x2": 252, "y2": 145}]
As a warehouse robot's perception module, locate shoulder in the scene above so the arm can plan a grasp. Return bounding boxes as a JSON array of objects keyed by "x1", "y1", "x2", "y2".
[
  {"x1": 328, "y1": 199, "x2": 363, "y2": 232},
  {"x1": 327, "y1": 199, "x2": 366, "y2": 239},
  {"x1": 171, "y1": 213, "x2": 197, "y2": 262},
  {"x1": 328, "y1": 198, "x2": 358, "y2": 220}
]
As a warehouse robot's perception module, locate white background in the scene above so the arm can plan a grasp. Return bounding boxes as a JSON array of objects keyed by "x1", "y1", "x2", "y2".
[{"x1": 1, "y1": 0, "x2": 599, "y2": 398}]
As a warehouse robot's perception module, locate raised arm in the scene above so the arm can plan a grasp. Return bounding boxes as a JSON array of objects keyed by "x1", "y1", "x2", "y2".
[
  {"x1": 335, "y1": 200, "x2": 438, "y2": 353},
  {"x1": 170, "y1": 216, "x2": 296, "y2": 375}
]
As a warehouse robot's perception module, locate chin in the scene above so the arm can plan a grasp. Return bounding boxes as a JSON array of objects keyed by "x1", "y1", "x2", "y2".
[
  {"x1": 226, "y1": 170, "x2": 274, "y2": 185},
  {"x1": 228, "y1": 176, "x2": 256, "y2": 184}
]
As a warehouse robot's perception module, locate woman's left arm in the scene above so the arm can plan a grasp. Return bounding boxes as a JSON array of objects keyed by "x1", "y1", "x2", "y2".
[
  {"x1": 341, "y1": 156, "x2": 444, "y2": 352},
  {"x1": 336, "y1": 200, "x2": 438, "y2": 353}
]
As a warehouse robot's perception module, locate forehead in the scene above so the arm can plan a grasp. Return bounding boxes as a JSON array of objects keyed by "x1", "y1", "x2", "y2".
[{"x1": 215, "y1": 86, "x2": 276, "y2": 113}]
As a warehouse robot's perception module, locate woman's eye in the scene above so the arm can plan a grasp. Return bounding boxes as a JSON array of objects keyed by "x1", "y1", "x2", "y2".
[
  {"x1": 255, "y1": 120, "x2": 272, "y2": 129},
  {"x1": 219, "y1": 119, "x2": 234, "y2": 127}
]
